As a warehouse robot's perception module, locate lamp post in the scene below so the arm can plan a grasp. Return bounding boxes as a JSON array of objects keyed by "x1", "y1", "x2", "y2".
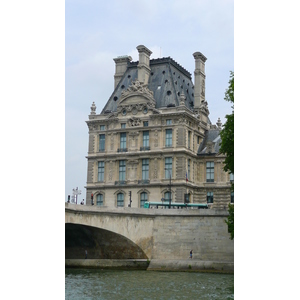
[{"x1": 165, "y1": 168, "x2": 172, "y2": 208}]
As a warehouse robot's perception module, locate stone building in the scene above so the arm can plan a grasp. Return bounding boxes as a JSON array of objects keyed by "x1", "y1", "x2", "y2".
[{"x1": 85, "y1": 45, "x2": 233, "y2": 209}]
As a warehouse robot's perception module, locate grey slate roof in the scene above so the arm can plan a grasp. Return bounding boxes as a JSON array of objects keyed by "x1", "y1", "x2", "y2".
[
  {"x1": 198, "y1": 129, "x2": 222, "y2": 155},
  {"x1": 101, "y1": 57, "x2": 196, "y2": 114}
]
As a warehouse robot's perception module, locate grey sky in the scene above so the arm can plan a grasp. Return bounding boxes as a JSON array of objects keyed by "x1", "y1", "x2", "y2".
[{"x1": 65, "y1": 0, "x2": 234, "y2": 203}]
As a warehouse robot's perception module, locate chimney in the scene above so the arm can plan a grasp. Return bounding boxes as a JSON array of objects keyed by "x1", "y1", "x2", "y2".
[
  {"x1": 113, "y1": 55, "x2": 132, "y2": 89},
  {"x1": 136, "y1": 45, "x2": 152, "y2": 84},
  {"x1": 193, "y1": 52, "x2": 207, "y2": 110}
]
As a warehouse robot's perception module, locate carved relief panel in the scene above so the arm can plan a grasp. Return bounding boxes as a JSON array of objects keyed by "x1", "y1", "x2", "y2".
[
  {"x1": 108, "y1": 160, "x2": 115, "y2": 182},
  {"x1": 151, "y1": 157, "x2": 161, "y2": 181},
  {"x1": 127, "y1": 160, "x2": 139, "y2": 182},
  {"x1": 153, "y1": 130, "x2": 160, "y2": 148},
  {"x1": 129, "y1": 131, "x2": 139, "y2": 150},
  {"x1": 108, "y1": 133, "x2": 117, "y2": 151}
]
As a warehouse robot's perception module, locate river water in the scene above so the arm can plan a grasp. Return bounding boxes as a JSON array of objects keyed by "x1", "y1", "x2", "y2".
[{"x1": 65, "y1": 268, "x2": 234, "y2": 299}]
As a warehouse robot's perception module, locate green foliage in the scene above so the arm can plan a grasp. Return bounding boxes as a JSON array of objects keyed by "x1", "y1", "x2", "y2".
[
  {"x1": 224, "y1": 71, "x2": 234, "y2": 104},
  {"x1": 225, "y1": 204, "x2": 234, "y2": 240},
  {"x1": 221, "y1": 72, "x2": 234, "y2": 239},
  {"x1": 220, "y1": 72, "x2": 234, "y2": 179}
]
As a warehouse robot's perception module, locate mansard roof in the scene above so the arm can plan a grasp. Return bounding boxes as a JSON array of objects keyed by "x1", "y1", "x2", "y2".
[
  {"x1": 101, "y1": 57, "x2": 195, "y2": 114},
  {"x1": 198, "y1": 128, "x2": 222, "y2": 155}
]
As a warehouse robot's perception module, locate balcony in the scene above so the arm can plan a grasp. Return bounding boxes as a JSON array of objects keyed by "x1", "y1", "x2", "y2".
[
  {"x1": 140, "y1": 146, "x2": 150, "y2": 151},
  {"x1": 117, "y1": 148, "x2": 128, "y2": 153},
  {"x1": 115, "y1": 181, "x2": 126, "y2": 185},
  {"x1": 138, "y1": 180, "x2": 150, "y2": 184}
]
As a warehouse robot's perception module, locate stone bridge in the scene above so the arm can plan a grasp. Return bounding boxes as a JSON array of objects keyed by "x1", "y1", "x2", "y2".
[{"x1": 65, "y1": 203, "x2": 234, "y2": 265}]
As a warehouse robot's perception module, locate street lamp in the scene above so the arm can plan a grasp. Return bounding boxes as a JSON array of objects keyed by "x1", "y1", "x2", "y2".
[{"x1": 164, "y1": 168, "x2": 172, "y2": 208}]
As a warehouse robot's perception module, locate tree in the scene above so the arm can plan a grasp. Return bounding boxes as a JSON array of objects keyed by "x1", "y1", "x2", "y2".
[
  {"x1": 220, "y1": 72, "x2": 234, "y2": 240},
  {"x1": 225, "y1": 203, "x2": 234, "y2": 240},
  {"x1": 220, "y1": 71, "x2": 234, "y2": 177}
]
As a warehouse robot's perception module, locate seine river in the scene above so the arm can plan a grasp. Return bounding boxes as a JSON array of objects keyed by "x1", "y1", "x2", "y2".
[{"x1": 65, "y1": 268, "x2": 234, "y2": 299}]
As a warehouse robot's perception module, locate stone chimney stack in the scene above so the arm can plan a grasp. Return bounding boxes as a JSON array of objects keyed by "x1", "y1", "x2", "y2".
[
  {"x1": 113, "y1": 55, "x2": 132, "y2": 89},
  {"x1": 193, "y1": 52, "x2": 207, "y2": 111},
  {"x1": 136, "y1": 45, "x2": 152, "y2": 84}
]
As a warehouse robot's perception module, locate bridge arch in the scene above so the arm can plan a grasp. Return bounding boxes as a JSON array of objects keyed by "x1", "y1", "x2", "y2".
[{"x1": 65, "y1": 223, "x2": 148, "y2": 259}]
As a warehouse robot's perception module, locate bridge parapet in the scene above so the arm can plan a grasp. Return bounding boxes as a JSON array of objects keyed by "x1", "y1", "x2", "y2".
[{"x1": 65, "y1": 202, "x2": 229, "y2": 217}]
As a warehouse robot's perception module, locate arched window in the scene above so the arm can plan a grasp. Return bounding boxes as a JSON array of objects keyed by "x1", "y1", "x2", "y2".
[
  {"x1": 164, "y1": 191, "x2": 171, "y2": 202},
  {"x1": 140, "y1": 192, "x2": 148, "y2": 208},
  {"x1": 96, "y1": 194, "x2": 103, "y2": 206},
  {"x1": 117, "y1": 193, "x2": 124, "y2": 207}
]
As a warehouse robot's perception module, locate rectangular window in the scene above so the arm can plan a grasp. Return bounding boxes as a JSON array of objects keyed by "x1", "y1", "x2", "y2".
[
  {"x1": 188, "y1": 131, "x2": 191, "y2": 149},
  {"x1": 230, "y1": 173, "x2": 234, "y2": 182},
  {"x1": 121, "y1": 123, "x2": 126, "y2": 129},
  {"x1": 231, "y1": 192, "x2": 234, "y2": 203},
  {"x1": 166, "y1": 119, "x2": 172, "y2": 125},
  {"x1": 99, "y1": 134, "x2": 105, "y2": 151},
  {"x1": 206, "y1": 161, "x2": 214, "y2": 182},
  {"x1": 188, "y1": 159, "x2": 191, "y2": 181},
  {"x1": 143, "y1": 131, "x2": 149, "y2": 147},
  {"x1": 100, "y1": 125, "x2": 105, "y2": 131},
  {"x1": 98, "y1": 161, "x2": 104, "y2": 181},
  {"x1": 119, "y1": 160, "x2": 126, "y2": 181},
  {"x1": 165, "y1": 129, "x2": 172, "y2": 147},
  {"x1": 165, "y1": 157, "x2": 172, "y2": 179},
  {"x1": 197, "y1": 136, "x2": 200, "y2": 144},
  {"x1": 207, "y1": 192, "x2": 213, "y2": 203},
  {"x1": 120, "y1": 133, "x2": 126, "y2": 149},
  {"x1": 142, "y1": 159, "x2": 149, "y2": 180},
  {"x1": 143, "y1": 121, "x2": 148, "y2": 127}
]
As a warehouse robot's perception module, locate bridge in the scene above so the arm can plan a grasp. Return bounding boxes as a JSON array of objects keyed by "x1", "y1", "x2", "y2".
[{"x1": 65, "y1": 202, "x2": 234, "y2": 270}]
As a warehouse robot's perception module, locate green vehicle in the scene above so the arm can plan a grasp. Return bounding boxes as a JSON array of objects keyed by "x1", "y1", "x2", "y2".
[{"x1": 143, "y1": 201, "x2": 208, "y2": 209}]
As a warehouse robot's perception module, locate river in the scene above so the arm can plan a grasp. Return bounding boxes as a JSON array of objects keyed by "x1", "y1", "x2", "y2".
[{"x1": 65, "y1": 268, "x2": 234, "y2": 299}]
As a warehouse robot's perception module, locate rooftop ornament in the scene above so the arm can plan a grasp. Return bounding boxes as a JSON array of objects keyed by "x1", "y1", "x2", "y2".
[{"x1": 90, "y1": 102, "x2": 96, "y2": 115}]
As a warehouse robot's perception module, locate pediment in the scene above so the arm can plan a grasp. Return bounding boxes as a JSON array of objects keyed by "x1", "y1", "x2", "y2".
[{"x1": 118, "y1": 80, "x2": 156, "y2": 107}]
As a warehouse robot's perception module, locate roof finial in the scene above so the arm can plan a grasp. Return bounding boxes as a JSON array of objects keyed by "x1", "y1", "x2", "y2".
[
  {"x1": 90, "y1": 102, "x2": 96, "y2": 115},
  {"x1": 179, "y1": 92, "x2": 186, "y2": 105},
  {"x1": 216, "y1": 117, "x2": 222, "y2": 129}
]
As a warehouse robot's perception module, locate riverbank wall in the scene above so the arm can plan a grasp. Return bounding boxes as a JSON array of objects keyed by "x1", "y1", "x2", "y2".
[
  {"x1": 65, "y1": 259, "x2": 233, "y2": 273},
  {"x1": 65, "y1": 259, "x2": 149, "y2": 270}
]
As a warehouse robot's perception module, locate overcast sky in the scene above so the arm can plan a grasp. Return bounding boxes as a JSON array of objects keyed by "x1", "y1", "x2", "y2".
[{"x1": 65, "y1": 0, "x2": 234, "y2": 203}]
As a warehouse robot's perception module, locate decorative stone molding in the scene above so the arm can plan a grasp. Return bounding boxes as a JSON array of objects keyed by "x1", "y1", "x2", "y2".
[
  {"x1": 153, "y1": 130, "x2": 160, "y2": 147},
  {"x1": 87, "y1": 122, "x2": 97, "y2": 131},
  {"x1": 151, "y1": 157, "x2": 161, "y2": 180},
  {"x1": 128, "y1": 117, "x2": 141, "y2": 127},
  {"x1": 127, "y1": 159, "x2": 139, "y2": 181},
  {"x1": 200, "y1": 100, "x2": 209, "y2": 114},
  {"x1": 108, "y1": 132, "x2": 117, "y2": 151},
  {"x1": 129, "y1": 131, "x2": 139, "y2": 150},
  {"x1": 108, "y1": 160, "x2": 114, "y2": 181},
  {"x1": 118, "y1": 80, "x2": 156, "y2": 107}
]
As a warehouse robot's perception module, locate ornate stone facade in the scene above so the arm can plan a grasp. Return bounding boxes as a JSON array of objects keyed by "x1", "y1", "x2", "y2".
[{"x1": 85, "y1": 45, "x2": 233, "y2": 209}]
